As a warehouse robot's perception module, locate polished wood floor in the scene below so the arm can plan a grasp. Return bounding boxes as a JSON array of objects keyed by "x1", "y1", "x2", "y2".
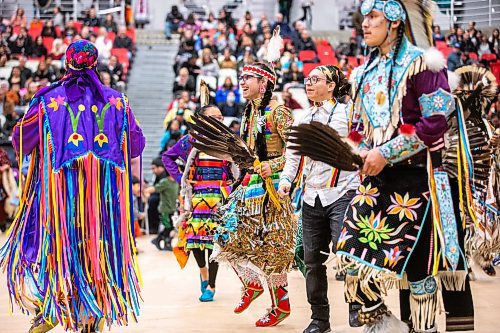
[{"x1": 1, "y1": 235, "x2": 499, "y2": 332}]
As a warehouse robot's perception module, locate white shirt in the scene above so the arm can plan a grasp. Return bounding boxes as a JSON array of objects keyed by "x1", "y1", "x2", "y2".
[{"x1": 279, "y1": 99, "x2": 360, "y2": 207}]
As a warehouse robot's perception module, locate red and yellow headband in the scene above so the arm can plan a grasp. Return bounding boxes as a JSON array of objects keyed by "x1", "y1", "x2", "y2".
[{"x1": 242, "y1": 65, "x2": 277, "y2": 86}]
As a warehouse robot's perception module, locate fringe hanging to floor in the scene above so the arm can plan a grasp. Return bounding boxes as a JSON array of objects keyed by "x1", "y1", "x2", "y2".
[{"x1": 410, "y1": 290, "x2": 438, "y2": 332}]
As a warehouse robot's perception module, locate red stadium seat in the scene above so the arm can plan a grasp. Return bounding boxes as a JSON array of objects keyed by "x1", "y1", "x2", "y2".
[
  {"x1": 299, "y1": 50, "x2": 317, "y2": 62},
  {"x1": 55, "y1": 26, "x2": 62, "y2": 37},
  {"x1": 111, "y1": 48, "x2": 129, "y2": 67},
  {"x1": 91, "y1": 26, "x2": 100, "y2": 35},
  {"x1": 317, "y1": 45, "x2": 337, "y2": 65},
  {"x1": 439, "y1": 47, "x2": 452, "y2": 59},
  {"x1": 490, "y1": 61, "x2": 500, "y2": 82},
  {"x1": 73, "y1": 21, "x2": 83, "y2": 33},
  {"x1": 481, "y1": 53, "x2": 497, "y2": 62},
  {"x1": 126, "y1": 28, "x2": 136, "y2": 45},
  {"x1": 303, "y1": 62, "x2": 317, "y2": 76},
  {"x1": 469, "y1": 52, "x2": 478, "y2": 61},
  {"x1": 42, "y1": 37, "x2": 54, "y2": 52},
  {"x1": 435, "y1": 41, "x2": 447, "y2": 51}
]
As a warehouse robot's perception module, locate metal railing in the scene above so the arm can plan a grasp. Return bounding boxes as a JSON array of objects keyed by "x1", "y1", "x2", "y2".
[{"x1": 435, "y1": 0, "x2": 500, "y2": 28}]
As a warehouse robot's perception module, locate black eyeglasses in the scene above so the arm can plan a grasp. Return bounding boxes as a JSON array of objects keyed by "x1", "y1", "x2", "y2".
[
  {"x1": 304, "y1": 76, "x2": 328, "y2": 85},
  {"x1": 239, "y1": 74, "x2": 259, "y2": 82}
]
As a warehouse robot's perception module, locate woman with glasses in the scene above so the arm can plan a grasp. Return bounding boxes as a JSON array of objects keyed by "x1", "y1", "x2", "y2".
[
  {"x1": 278, "y1": 65, "x2": 360, "y2": 333},
  {"x1": 212, "y1": 62, "x2": 295, "y2": 327},
  {"x1": 162, "y1": 105, "x2": 235, "y2": 303}
]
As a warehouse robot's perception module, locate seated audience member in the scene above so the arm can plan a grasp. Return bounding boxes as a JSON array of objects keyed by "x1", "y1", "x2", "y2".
[
  {"x1": 173, "y1": 67, "x2": 195, "y2": 94},
  {"x1": 218, "y1": 47, "x2": 237, "y2": 69},
  {"x1": 30, "y1": 36, "x2": 48, "y2": 58},
  {"x1": 219, "y1": 91, "x2": 241, "y2": 118},
  {"x1": 113, "y1": 26, "x2": 134, "y2": 55},
  {"x1": 198, "y1": 48, "x2": 220, "y2": 77},
  {"x1": 102, "y1": 14, "x2": 118, "y2": 33},
  {"x1": 283, "y1": 62, "x2": 304, "y2": 85},
  {"x1": 95, "y1": 27, "x2": 113, "y2": 64},
  {"x1": 282, "y1": 89, "x2": 303, "y2": 110},
  {"x1": 49, "y1": 38, "x2": 66, "y2": 60},
  {"x1": 84, "y1": 7, "x2": 100, "y2": 27},
  {"x1": 215, "y1": 77, "x2": 240, "y2": 104},
  {"x1": 229, "y1": 120, "x2": 241, "y2": 134},
  {"x1": 41, "y1": 20, "x2": 58, "y2": 38}
]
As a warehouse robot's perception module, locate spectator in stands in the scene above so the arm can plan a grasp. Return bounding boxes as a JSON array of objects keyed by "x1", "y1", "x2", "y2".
[
  {"x1": 462, "y1": 32, "x2": 476, "y2": 53},
  {"x1": 113, "y1": 26, "x2": 134, "y2": 56},
  {"x1": 30, "y1": 36, "x2": 48, "y2": 58},
  {"x1": 9, "y1": 8, "x2": 27, "y2": 30},
  {"x1": 63, "y1": 21, "x2": 77, "y2": 38},
  {"x1": 160, "y1": 118, "x2": 185, "y2": 151},
  {"x1": 102, "y1": 14, "x2": 118, "y2": 34},
  {"x1": 282, "y1": 89, "x2": 302, "y2": 110},
  {"x1": 0, "y1": 54, "x2": 7, "y2": 68},
  {"x1": 283, "y1": 62, "x2": 305, "y2": 86},
  {"x1": 84, "y1": 7, "x2": 100, "y2": 27},
  {"x1": 213, "y1": 23, "x2": 237, "y2": 53},
  {"x1": 337, "y1": 57, "x2": 353, "y2": 77},
  {"x1": 433, "y1": 25, "x2": 445, "y2": 42},
  {"x1": 164, "y1": 101, "x2": 191, "y2": 130},
  {"x1": 0, "y1": 80, "x2": 8, "y2": 115},
  {"x1": 478, "y1": 35, "x2": 493, "y2": 58},
  {"x1": 257, "y1": 16, "x2": 271, "y2": 36},
  {"x1": 239, "y1": 23, "x2": 257, "y2": 46},
  {"x1": 237, "y1": 48, "x2": 255, "y2": 72},
  {"x1": 448, "y1": 43, "x2": 464, "y2": 71},
  {"x1": 95, "y1": 27, "x2": 113, "y2": 64},
  {"x1": 7, "y1": 66, "x2": 21, "y2": 88},
  {"x1": 467, "y1": 21, "x2": 477, "y2": 37},
  {"x1": 238, "y1": 11, "x2": 257, "y2": 31},
  {"x1": 296, "y1": 29, "x2": 317, "y2": 54},
  {"x1": 489, "y1": 28, "x2": 500, "y2": 55},
  {"x1": 218, "y1": 8, "x2": 236, "y2": 34},
  {"x1": 53, "y1": 6, "x2": 64, "y2": 27},
  {"x1": 272, "y1": 13, "x2": 292, "y2": 38},
  {"x1": 80, "y1": 26, "x2": 91, "y2": 40},
  {"x1": 173, "y1": 67, "x2": 195, "y2": 95},
  {"x1": 198, "y1": 48, "x2": 220, "y2": 77},
  {"x1": 202, "y1": 12, "x2": 218, "y2": 31},
  {"x1": 218, "y1": 47, "x2": 237, "y2": 70},
  {"x1": 49, "y1": 38, "x2": 66, "y2": 60},
  {"x1": 219, "y1": 91, "x2": 241, "y2": 118},
  {"x1": 300, "y1": 0, "x2": 314, "y2": 28},
  {"x1": 181, "y1": 54, "x2": 200, "y2": 81},
  {"x1": 196, "y1": 33, "x2": 217, "y2": 54},
  {"x1": 100, "y1": 71, "x2": 112, "y2": 88},
  {"x1": 20, "y1": 81, "x2": 38, "y2": 106},
  {"x1": 180, "y1": 13, "x2": 201, "y2": 35},
  {"x1": 281, "y1": 51, "x2": 303, "y2": 73},
  {"x1": 278, "y1": 0, "x2": 293, "y2": 24},
  {"x1": 229, "y1": 120, "x2": 241, "y2": 134},
  {"x1": 18, "y1": 57, "x2": 32, "y2": 87},
  {"x1": 165, "y1": 5, "x2": 184, "y2": 40},
  {"x1": 1, "y1": 96, "x2": 18, "y2": 139},
  {"x1": 237, "y1": 34, "x2": 255, "y2": 56},
  {"x1": 41, "y1": 20, "x2": 58, "y2": 38},
  {"x1": 32, "y1": 60, "x2": 57, "y2": 84},
  {"x1": 45, "y1": 56, "x2": 61, "y2": 80},
  {"x1": 102, "y1": 55, "x2": 124, "y2": 88},
  {"x1": 8, "y1": 27, "x2": 33, "y2": 56},
  {"x1": 216, "y1": 77, "x2": 240, "y2": 104}
]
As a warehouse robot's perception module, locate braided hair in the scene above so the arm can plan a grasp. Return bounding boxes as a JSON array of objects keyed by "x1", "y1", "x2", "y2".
[
  {"x1": 387, "y1": 21, "x2": 406, "y2": 105},
  {"x1": 242, "y1": 62, "x2": 275, "y2": 162}
]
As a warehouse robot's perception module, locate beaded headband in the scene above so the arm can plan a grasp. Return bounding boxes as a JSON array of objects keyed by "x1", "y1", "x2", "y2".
[
  {"x1": 242, "y1": 65, "x2": 277, "y2": 86},
  {"x1": 361, "y1": 0, "x2": 407, "y2": 22}
]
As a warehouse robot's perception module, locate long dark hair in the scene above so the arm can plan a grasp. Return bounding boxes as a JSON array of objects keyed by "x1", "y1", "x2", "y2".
[{"x1": 242, "y1": 62, "x2": 274, "y2": 162}]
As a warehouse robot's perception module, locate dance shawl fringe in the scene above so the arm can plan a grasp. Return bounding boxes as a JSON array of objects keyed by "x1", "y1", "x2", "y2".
[
  {"x1": 340, "y1": 256, "x2": 467, "y2": 300},
  {"x1": 0, "y1": 103, "x2": 142, "y2": 331}
]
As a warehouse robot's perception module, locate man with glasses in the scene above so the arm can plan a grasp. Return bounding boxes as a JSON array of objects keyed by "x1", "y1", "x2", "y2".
[{"x1": 278, "y1": 65, "x2": 360, "y2": 333}]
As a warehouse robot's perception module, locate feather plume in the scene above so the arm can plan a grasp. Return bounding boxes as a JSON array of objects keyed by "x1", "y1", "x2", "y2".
[
  {"x1": 453, "y1": 65, "x2": 498, "y2": 119},
  {"x1": 402, "y1": 0, "x2": 436, "y2": 49},
  {"x1": 188, "y1": 113, "x2": 256, "y2": 169},
  {"x1": 288, "y1": 122, "x2": 364, "y2": 171},
  {"x1": 443, "y1": 65, "x2": 498, "y2": 199},
  {"x1": 199, "y1": 80, "x2": 210, "y2": 107},
  {"x1": 266, "y1": 26, "x2": 283, "y2": 63}
]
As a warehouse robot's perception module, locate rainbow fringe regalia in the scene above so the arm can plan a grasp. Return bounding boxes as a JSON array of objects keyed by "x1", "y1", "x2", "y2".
[{"x1": 0, "y1": 67, "x2": 145, "y2": 330}]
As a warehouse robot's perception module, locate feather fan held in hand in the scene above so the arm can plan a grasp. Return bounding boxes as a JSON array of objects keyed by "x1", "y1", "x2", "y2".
[
  {"x1": 288, "y1": 121, "x2": 364, "y2": 171},
  {"x1": 199, "y1": 80, "x2": 210, "y2": 107},
  {"x1": 189, "y1": 113, "x2": 256, "y2": 169}
]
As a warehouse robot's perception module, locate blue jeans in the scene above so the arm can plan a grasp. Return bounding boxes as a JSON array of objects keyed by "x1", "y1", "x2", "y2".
[
  {"x1": 164, "y1": 21, "x2": 178, "y2": 38},
  {"x1": 302, "y1": 191, "x2": 355, "y2": 321}
]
